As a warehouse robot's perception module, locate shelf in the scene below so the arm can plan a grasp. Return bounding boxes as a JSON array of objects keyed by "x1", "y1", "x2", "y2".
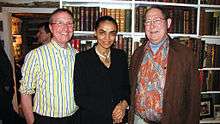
[
  {"x1": 199, "y1": 68, "x2": 220, "y2": 71},
  {"x1": 200, "y1": 4, "x2": 220, "y2": 9},
  {"x1": 201, "y1": 36, "x2": 220, "y2": 45},
  {"x1": 200, "y1": 119, "x2": 220, "y2": 123},
  {"x1": 133, "y1": 32, "x2": 199, "y2": 38},
  {"x1": 63, "y1": 1, "x2": 132, "y2": 9},
  {"x1": 74, "y1": 31, "x2": 132, "y2": 36},
  {"x1": 201, "y1": 91, "x2": 220, "y2": 94},
  {"x1": 62, "y1": 0, "x2": 132, "y2": 3},
  {"x1": 201, "y1": 35, "x2": 220, "y2": 39}
]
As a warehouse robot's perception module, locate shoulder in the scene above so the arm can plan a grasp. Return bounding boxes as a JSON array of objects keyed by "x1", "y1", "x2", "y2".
[
  {"x1": 169, "y1": 39, "x2": 195, "y2": 63},
  {"x1": 76, "y1": 48, "x2": 94, "y2": 60},
  {"x1": 132, "y1": 43, "x2": 145, "y2": 58},
  {"x1": 170, "y1": 39, "x2": 194, "y2": 55},
  {"x1": 111, "y1": 48, "x2": 127, "y2": 56},
  {"x1": 24, "y1": 44, "x2": 51, "y2": 60}
]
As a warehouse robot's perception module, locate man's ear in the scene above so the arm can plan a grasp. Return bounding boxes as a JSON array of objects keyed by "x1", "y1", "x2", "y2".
[
  {"x1": 49, "y1": 24, "x2": 52, "y2": 33},
  {"x1": 167, "y1": 18, "x2": 172, "y2": 29}
]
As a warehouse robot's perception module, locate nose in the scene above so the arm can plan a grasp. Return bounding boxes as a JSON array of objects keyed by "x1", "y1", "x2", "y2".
[
  {"x1": 104, "y1": 33, "x2": 111, "y2": 40},
  {"x1": 149, "y1": 23, "x2": 155, "y2": 29}
]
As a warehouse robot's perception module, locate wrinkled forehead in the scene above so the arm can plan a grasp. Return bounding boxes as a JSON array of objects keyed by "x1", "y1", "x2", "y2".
[
  {"x1": 145, "y1": 8, "x2": 164, "y2": 19},
  {"x1": 51, "y1": 12, "x2": 73, "y2": 22}
]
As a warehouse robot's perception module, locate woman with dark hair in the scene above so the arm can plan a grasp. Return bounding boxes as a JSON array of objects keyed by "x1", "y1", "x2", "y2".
[{"x1": 74, "y1": 16, "x2": 130, "y2": 124}]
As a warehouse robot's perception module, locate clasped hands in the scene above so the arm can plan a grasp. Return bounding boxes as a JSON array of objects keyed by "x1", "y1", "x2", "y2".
[{"x1": 112, "y1": 100, "x2": 128, "y2": 124}]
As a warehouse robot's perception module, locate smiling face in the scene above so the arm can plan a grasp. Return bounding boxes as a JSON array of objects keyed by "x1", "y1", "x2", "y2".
[
  {"x1": 49, "y1": 11, "x2": 73, "y2": 48},
  {"x1": 95, "y1": 20, "x2": 117, "y2": 50},
  {"x1": 145, "y1": 8, "x2": 171, "y2": 44}
]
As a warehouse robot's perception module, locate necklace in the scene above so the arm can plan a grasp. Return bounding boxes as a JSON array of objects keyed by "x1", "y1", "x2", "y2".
[
  {"x1": 95, "y1": 47, "x2": 111, "y2": 67},
  {"x1": 95, "y1": 47, "x2": 110, "y2": 59}
]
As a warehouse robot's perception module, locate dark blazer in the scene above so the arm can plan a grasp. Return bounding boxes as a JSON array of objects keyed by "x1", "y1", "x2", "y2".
[
  {"x1": 0, "y1": 44, "x2": 14, "y2": 119},
  {"x1": 74, "y1": 47, "x2": 130, "y2": 124},
  {"x1": 128, "y1": 38, "x2": 200, "y2": 124}
]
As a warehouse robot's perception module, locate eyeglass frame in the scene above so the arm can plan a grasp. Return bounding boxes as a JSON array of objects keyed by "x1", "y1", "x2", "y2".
[
  {"x1": 144, "y1": 17, "x2": 166, "y2": 26},
  {"x1": 50, "y1": 21, "x2": 74, "y2": 27}
]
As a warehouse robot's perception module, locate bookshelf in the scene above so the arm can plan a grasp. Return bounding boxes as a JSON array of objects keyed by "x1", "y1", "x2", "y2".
[{"x1": 60, "y1": 0, "x2": 220, "y2": 123}]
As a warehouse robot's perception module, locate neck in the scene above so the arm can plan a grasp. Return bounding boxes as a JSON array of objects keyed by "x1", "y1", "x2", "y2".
[
  {"x1": 96, "y1": 45, "x2": 110, "y2": 56},
  {"x1": 150, "y1": 35, "x2": 168, "y2": 45},
  {"x1": 52, "y1": 38, "x2": 67, "y2": 48}
]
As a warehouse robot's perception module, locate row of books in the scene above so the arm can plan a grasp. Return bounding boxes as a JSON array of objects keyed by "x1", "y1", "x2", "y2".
[
  {"x1": 71, "y1": 35, "x2": 220, "y2": 91},
  {"x1": 200, "y1": 44, "x2": 220, "y2": 91},
  {"x1": 135, "y1": 6, "x2": 197, "y2": 34},
  {"x1": 65, "y1": 6, "x2": 100, "y2": 31},
  {"x1": 65, "y1": 6, "x2": 220, "y2": 36},
  {"x1": 200, "y1": 11, "x2": 220, "y2": 36},
  {"x1": 71, "y1": 35, "x2": 135, "y2": 64},
  {"x1": 201, "y1": 0, "x2": 220, "y2": 4},
  {"x1": 101, "y1": 8, "x2": 132, "y2": 32},
  {"x1": 174, "y1": 37, "x2": 220, "y2": 91},
  {"x1": 65, "y1": 6, "x2": 132, "y2": 32}
]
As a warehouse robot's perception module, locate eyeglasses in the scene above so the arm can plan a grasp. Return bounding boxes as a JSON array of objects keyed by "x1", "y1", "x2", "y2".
[
  {"x1": 51, "y1": 21, "x2": 73, "y2": 27},
  {"x1": 144, "y1": 18, "x2": 165, "y2": 26}
]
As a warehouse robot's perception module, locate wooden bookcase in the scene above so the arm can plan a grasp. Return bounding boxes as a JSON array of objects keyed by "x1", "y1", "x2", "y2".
[{"x1": 60, "y1": 0, "x2": 220, "y2": 123}]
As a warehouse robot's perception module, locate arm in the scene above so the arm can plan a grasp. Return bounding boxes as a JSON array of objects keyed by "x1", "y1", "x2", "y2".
[
  {"x1": 186, "y1": 53, "x2": 200, "y2": 124},
  {"x1": 0, "y1": 45, "x2": 14, "y2": 99},
  {"x1": 19, "y1": 50, "x2": 38, "y2": 124},
  {"x1": 74, "y1": 54, "x2": 87, "y2": 108},
  {"x1": 21, "y1": 94, "x2": 34, "y2": 124},
  {"x1": 112, "y1": 51, "x2": 130, "y2": 123},
  {"x1": 118, "y1": 51, "x2": 130, "y2": 104}
]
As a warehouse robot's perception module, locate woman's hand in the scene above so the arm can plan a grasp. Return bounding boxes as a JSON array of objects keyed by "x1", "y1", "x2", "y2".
[{"x1": 112, "y1": 100, "x2": 128, "y2": 123}]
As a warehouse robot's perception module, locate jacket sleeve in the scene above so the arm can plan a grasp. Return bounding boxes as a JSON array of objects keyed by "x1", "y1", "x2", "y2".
[
  {"x1": 0, "y1": 45, "x2": 14, "y2": 100},
  {"x1": 74, "y1": 53, "x2": 86, "y2": 107},
  {"x1": 119, "y1": 51, "x2": 130, "y2": 105},
  {"x1": 186, "y1": 53, "x2": 200, "y2": 124}
]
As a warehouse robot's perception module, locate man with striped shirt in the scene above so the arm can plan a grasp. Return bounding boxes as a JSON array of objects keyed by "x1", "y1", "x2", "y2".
[{"x1": 19, "y1": 8, "x2": 79, "y2": 124}]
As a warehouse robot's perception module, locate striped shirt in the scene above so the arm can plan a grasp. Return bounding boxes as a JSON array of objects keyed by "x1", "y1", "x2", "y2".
[{"x1": 19, "y1": 40, "x2": 78, "y2": 117}]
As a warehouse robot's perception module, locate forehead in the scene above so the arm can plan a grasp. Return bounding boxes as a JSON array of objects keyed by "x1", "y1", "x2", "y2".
[
  {"x1": 51, "y1": 12, "x2": 72, "y2": 21},
  {"x1": 145, "y1": 8, "x2": 164, "y2": 18},
  {"x1": 97, "y1": 21, "x2": 117, "y2": 31}
]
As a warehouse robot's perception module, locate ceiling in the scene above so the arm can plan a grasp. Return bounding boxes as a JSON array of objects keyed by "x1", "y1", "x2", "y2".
[
  {"x1": 0, "y1": 0, "x2": 59, "y2": 8},
  {"x1": 12, "y1": 13, "x2": 50, "y2": 19},
  {"x1": 0, "y1": 1, "x2": 58, "y2": 19}
]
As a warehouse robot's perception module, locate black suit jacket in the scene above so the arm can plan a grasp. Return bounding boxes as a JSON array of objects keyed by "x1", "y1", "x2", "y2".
[
  {"x1": 74, "y1": 47, "x2": 130, "y2": 124},
  {"x1": 0, "y1": 44, "x2": 14, "y2": 119}
]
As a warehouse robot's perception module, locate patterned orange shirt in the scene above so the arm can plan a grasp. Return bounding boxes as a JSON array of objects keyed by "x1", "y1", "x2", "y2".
[{"x1": 135, "y1": 40, "x2": 169, "y2": 122}]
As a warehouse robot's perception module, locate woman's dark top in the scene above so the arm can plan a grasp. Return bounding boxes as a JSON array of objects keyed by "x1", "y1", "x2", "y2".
[{"x1": 74, "y1": 47, "x2": 130, "y2": 124}]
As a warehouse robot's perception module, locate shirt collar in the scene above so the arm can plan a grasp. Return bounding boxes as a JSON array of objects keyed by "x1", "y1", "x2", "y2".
[
  {"x1": 145, "y1": 37, "x2": 169, "y2": 54},
  {"x1": 50, "y1": 39, "x2": 71, "y2": 51}
]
